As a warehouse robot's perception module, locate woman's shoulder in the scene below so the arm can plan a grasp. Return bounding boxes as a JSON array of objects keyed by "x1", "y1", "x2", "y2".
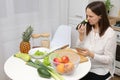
[
  {"x1": 106, "y1": 27, "x2": 115, "y2": 33},
  {"x1": 105, "y1": 27, "x2": 116, "y2": 37}
]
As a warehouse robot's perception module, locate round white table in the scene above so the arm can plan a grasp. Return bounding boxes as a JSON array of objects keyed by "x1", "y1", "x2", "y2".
[{"x1": 4, "y1": 56, "x2": 91, "y2": 80}]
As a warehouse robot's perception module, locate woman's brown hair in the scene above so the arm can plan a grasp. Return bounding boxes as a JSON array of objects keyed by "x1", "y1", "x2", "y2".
[{"x1": 86, "y1": 1, "x2": 110, "y2": 37}]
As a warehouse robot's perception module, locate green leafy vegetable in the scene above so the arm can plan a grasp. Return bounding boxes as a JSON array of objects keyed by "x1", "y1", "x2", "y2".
[
  {"x1": 34, "y1": 50, "x2": 46, "y2": 56},
  {"x1": 43, "y1": 56, "x2": 51, "y2": 66}
]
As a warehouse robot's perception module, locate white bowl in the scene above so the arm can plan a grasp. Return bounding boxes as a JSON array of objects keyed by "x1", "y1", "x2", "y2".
[{"x1": 28, "y1": 47, "x2": 50, "y2": 59}]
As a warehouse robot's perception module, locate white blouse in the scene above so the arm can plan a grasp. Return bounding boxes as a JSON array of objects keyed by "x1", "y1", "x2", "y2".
[{"x1": 76, "y1": 27, "x2": 117, "y2": 76}]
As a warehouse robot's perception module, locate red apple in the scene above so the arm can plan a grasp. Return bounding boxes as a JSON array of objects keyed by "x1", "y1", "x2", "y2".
[
  {"x1": 53, "y1": 57, "x2": 62, "y2": 63},
  {"x1": 61, "y1": 56, "x2": 69, "y2": 63}
]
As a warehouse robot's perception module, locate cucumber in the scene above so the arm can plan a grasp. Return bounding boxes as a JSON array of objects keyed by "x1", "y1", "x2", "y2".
[
  {"x1": 76, "y1": 19, "x2": 88, "y2": 30},
  {"x1": 26, "y1": 60, "x2": 51, "y2": 78},
  {"x1": 37, "y1": 67, "x2": 51, "y2": 78},
  {"x1": 14, "y1": 53, "x2": 31, "y2": 62}
]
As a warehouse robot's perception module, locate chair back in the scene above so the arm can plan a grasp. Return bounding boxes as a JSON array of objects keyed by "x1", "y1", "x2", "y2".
[{"x1": 50, "y1": 25, "x2": 71, "y2": 49}]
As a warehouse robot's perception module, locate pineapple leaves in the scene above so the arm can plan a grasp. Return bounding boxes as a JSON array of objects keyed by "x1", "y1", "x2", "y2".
[{"x1": 22, "y1": 26, "x2": 33, "y2": 42}]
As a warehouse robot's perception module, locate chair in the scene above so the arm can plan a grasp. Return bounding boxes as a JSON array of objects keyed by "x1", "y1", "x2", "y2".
[
  {"x1": 50, "y1": 25, "x2": 71, "y2": 49},
  {"x1": 106, "y1": 53, "x2": 116, "y2": 80}
]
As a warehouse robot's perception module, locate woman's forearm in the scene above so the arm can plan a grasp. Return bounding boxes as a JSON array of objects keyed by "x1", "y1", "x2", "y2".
[{"x1": 79, "y1": 33, "x2": 85, "y2": 41}]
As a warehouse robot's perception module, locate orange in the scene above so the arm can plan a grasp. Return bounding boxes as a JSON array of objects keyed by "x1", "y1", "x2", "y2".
[
  {"x1": 64, "y1": 62, "x2": 74, "y2": 73},
  {"x1": 56, "y1": 63, "x2": 65, "y2": 74}
]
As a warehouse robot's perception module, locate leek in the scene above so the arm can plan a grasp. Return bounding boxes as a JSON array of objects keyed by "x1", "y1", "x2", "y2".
[
  {"x1": 35, "y1": 60, "x2": 64, "y2": 80},
  {"x1": 27, "y1": 60, "x2": 64, "y2": 80}
]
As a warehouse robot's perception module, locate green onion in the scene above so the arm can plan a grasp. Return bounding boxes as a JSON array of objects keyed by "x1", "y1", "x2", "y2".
[{"x1": 26, "y1": 60, "x2": 65, "y2": 80}]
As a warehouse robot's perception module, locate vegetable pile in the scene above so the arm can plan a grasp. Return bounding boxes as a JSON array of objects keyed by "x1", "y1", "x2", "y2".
[{"x1": 14, "y1": 52, "x2": 64, "y2": 80}]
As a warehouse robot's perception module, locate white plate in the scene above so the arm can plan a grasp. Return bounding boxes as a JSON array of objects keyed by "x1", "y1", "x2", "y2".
[{"x1": 28, "y1": 47, "x2": 50, "y2": 59}]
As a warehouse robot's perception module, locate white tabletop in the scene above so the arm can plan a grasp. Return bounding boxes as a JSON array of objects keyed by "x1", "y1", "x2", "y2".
[{"x1": 4, "y1": 56, "x2": 91, "y2": 80}]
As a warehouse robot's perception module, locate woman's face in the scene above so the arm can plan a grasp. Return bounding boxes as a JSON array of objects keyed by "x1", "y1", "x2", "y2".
[{"x1": 86, "y1": 8, "x2": 101, "y2": 26}]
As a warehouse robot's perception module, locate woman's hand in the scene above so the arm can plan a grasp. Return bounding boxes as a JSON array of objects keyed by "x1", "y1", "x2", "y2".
[
  {"x1": 79, "y1": 48, "x2": 94, "y2": 58},
  {"x1": 77, "y1": 24, "x2": 86, "y2": 41},
  {"x1": 78, "y1": 24, "x2": 86, "y2": 34}
]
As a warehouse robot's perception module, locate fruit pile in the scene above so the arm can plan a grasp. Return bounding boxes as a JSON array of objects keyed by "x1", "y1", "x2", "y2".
[{"x1": 53, "y1": 56, "x2": 74, "y2": 74}]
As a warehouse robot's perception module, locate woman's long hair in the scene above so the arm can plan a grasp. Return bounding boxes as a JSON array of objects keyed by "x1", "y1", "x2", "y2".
[{"x1": 86, "y1": 1, "x2": 110, "y2": 37}]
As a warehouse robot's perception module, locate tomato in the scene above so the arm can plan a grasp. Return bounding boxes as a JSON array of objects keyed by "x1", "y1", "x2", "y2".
[{"x1": 61, "y1": 56, "x2": 69, "y2": 63}]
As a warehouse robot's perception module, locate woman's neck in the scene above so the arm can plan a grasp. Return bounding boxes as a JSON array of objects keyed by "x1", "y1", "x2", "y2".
[{"x1": 93, "y1": 24, "x2": 99, "y2": 33}]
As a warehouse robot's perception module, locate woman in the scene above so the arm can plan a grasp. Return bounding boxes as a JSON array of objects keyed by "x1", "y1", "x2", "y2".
[{"x1": 76, "y1": 1, "x2": 116, "y2": 80}]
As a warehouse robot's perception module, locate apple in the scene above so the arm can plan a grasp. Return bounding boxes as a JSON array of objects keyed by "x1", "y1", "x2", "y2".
[
  {"x1": 53, "y1": 57, "x2": 62, "y2": 63},
  {"x1": 61, "y1": 56, "x2": 69, "y2": 63}
]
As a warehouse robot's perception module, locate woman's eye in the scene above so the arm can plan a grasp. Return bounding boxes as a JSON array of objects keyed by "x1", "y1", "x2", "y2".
[
  {"x1": 89, "y1": 16, "x2": 93, "y2": 18},
  {"x1": 87, "y1": 15, "x2": 93, "y2": 18}
]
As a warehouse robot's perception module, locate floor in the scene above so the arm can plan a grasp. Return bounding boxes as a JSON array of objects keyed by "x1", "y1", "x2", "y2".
[{"x1": 110, "y1": 74, "x2": 120, "y2": 80}]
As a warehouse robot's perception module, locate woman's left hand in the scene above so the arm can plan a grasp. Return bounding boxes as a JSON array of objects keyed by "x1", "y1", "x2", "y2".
[{"x1": 80, "y1": 49, "x2": 94, "y2": 58}]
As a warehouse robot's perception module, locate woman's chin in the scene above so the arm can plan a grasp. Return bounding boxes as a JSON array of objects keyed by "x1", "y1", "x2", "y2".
[{"x1": 89, "y1": 23, "x2": 94, "y2": 25}]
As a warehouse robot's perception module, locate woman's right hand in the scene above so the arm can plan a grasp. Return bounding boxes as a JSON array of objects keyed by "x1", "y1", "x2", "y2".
[
  {"x1": 77, "y1": 24, "x2": 86, "y2": 41},
  {"x1": 78, "y1": 24, "x2": 86, "y2": 34}
]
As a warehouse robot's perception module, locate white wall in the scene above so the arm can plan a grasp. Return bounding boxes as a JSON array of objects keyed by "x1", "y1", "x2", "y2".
[
  {"x1": 109, "y1": 0, "x2": 120, "y2": 17},
  {"x1": 0, "y1": 0, "x2": 69, "y2": 80}
]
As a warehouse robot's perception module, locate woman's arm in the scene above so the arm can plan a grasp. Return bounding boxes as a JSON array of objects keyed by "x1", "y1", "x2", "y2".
[
  {"x1": 78, "y1": 24, "x2": 86, "y2": 41},
  {"x1": 76, "y1": 24, "x2": 86, "y2": 47},
  {"x1": 78, "y1": 29, "x2": 116, "y2": 64},
  {"x1": 94, "y1": 31, "x2": 117, "y2": 64}
]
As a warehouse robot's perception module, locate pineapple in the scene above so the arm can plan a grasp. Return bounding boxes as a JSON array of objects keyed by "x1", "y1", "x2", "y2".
[{"x1": 20, "y1": 26, "x2": 33, "y2": 53}]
